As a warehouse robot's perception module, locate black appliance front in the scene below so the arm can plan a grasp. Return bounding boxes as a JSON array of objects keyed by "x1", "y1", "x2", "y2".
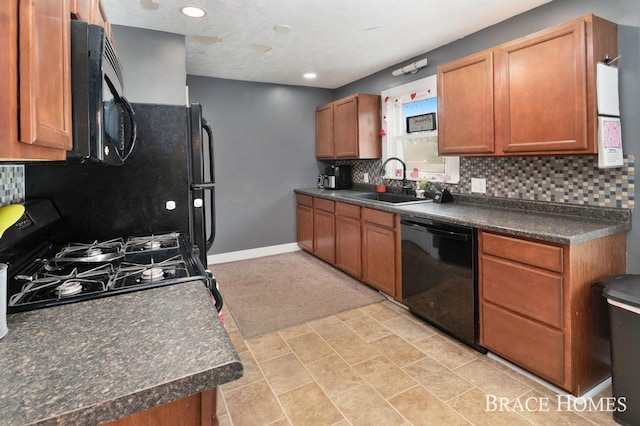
[
  {"x1": 400, "y1": 216, "x2": 486, "y2": 353},
  {"x1": 70, "y1": 20, "x2": 136, "y2": 165},
  {"x1": 26, "y1": 104, "x2": 215, "y2": 262}
]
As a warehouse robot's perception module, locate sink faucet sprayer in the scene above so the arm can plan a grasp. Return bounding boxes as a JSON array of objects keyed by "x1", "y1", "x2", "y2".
[{"x1": 381, "y1": 157, "x2": 413, "y2": 195}]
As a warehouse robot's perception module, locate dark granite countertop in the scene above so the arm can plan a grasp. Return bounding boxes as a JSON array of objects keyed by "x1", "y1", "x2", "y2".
[
  {"x1": 295, "y1": 187, "x2": 631, "y2": 244},
  {"x1": 0, "y1": 280, "x2": 243, "y2": 425}
]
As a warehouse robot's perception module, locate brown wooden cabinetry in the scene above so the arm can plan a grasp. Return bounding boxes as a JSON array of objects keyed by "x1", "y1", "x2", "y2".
[
  {"x1": 361, "y1": 208, "x2": 397, "y2": 298},
  {"x1": 335, "y1": 202, "x2": 361, "y2": 278},
  {"x1": 438, "y1": 14, "x2": 617, "y2": 157},
  {"x1": 296, "y1": 195, "x2": 314, "y2": 253},
  {"x1": 103, "y1": 389, "x2": 218, "y2": 426},
  {"x1": 70, "y1": 0, "x2": 112, "y2": 38},
  {"x1": 0, "y1": 0, "x2": 71, "y2": 161},
  {"x1": 295, "y1": 195, "x2": 399, "y2": 299},
  {"x1": 316, "y1": 94, "x2": 381, "y2": 160},
  {"x1": 479, "y1": 230, "x2": 626, "y2": 396},
  {"x1": 313, "y1": 198, "x2": 336, "y2": 264}
]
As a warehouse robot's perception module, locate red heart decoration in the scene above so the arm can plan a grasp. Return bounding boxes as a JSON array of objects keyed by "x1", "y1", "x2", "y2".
[
  {"x1": 410, "y1": 93, "x2": 416, "y2": 100},
  {"x1": 384, "y1": 96, "x2": 389, "y2": 102}
]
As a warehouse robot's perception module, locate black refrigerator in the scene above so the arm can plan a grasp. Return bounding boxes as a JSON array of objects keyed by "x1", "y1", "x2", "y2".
[{"x1": 25, "y1": 103, "x2": 216, "y2": 266}]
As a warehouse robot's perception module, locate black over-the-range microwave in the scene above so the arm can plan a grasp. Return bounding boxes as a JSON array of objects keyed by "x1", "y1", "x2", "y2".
[{"x1": 70, "y1": 20, "x2": 137, "y2": 165}]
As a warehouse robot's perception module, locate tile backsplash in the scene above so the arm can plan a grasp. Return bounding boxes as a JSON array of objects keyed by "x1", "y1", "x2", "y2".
[
  {"x1": 0, "y1": 165, "x2": 25, "y2": 207},
  {"x1": 338, "y1": 154, "x2": 635, "y2": 210}
]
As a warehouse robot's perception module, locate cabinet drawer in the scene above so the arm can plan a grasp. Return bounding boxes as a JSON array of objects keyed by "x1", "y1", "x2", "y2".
[
  {"x1": 482, "y1": 232, "x2": 563, "y2": 273},
  {"x1": 336, "y1": 202, "x2": 360, "y2": 219},
  {"x1": 482, "y1": 302, "x2": 564, "y2": 385},
  {"x1": 296, "y1": 194, "x2": 313, "y2": 207},
  {"x1": 314, "y1": 198, "x2": 334, "y2": 213},
  {"x1": 362, "y1": 208, "x2": 394, "y2": 228},
  {"x1": 482, "y1": 256, "x2": 563, "y2": 328}
]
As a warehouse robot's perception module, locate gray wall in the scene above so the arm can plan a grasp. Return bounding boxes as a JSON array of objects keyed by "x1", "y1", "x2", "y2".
[
  {"x1": 337, "y1": 0, "x2": 640, "y2": 272},
  {"x1": 111, "y1": 25, "x2": 187, "y2": 105},
  {"x1": 186, "y1": 77, "x2": 333, "y2": 254}
]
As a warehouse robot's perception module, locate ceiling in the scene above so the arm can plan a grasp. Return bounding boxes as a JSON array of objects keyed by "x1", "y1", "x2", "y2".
[{"x1": 101, "y1": 0, "x2": 552, "y2": 89}]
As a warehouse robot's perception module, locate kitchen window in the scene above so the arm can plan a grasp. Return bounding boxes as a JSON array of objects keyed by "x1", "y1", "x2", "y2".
[{"x1": 381, "y1": 75, "x2": 459, "y2": 183}]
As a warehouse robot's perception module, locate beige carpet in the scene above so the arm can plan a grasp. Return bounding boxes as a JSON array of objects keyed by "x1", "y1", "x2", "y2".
[{"x1": 213, "y1": 251, "x2": 385, "y2": 339}]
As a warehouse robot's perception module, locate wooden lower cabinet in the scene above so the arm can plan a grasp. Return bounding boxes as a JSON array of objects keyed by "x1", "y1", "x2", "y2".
[
  {"x1": 295, "y1": 195, "x2": 399, "y2": 299},
  {"x1": 296, "y1": 195, "x2": 313, "y2": 252},
  {"x1": 335, "y1": 202, "x2": 361, "y2": 278},
  {"x1": 103, "y1": 389, "x2": 218, "y2": 426},
  {"x1": 313, "y1": 198, "x2": 336, "y2": 264},
  {"x1": 361, "y1": 208, "x2": 397, "y2": 298},
  {"x1": 479, "y1": 230, "x2": 626, "y2": 396}
]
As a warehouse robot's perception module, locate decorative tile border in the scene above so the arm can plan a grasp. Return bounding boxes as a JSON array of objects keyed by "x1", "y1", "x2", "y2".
[
  {"x1": 0, "y1": 165, "x2": 25, "y2": 207},
  {"x1": 336, "y1": 154, "x2": 635, "y2": 210}
]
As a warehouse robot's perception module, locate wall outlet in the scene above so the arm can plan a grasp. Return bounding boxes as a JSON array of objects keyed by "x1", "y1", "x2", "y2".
[
  {"x1": 363, "y1": 172, "x2": 369, "y2": 183},
  {"x1": 471, "y1": 178, "x2": 487, "y2": 194}
]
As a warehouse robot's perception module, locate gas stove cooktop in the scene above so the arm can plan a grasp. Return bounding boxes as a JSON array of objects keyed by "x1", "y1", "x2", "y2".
[{"x1": 6, "y1": 232, "x2": 207, "y2": 313}]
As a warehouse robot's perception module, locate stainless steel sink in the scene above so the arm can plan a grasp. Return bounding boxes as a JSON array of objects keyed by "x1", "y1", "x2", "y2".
[{"x1": 345, "y1": 192, "x2": 433, "y2": 205}]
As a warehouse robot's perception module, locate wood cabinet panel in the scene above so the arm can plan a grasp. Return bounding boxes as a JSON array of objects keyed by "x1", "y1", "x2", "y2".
[
  {"x1": 313, "y1": 197, "x2": 335, "y2": 213},
  {"x1": 0, "y1": 0, "x2": 69, "y2": 160},
  {"x1": 437, "y1": 14, "x2": 617, "y2": 157},
  {"x1": 362, "y1": 208, "x2": 394, "y2": 228},
  {"x1": 315, "y1": 94, "x2": 381, "y2": 160},
  {"x1": 482, "y1": 302, "x2": 564, "y2": 384},
  {"x1": 296, "y1": 203, "x2": 313, "y2": 253},
  {"x1": 437, "y1": 50, "x2": 495, "y2": 155},
  {"x1": 334, "y1": 96, "x2": 358, "y2": 158},
  {"x1": 19, "y1": 0, "x2": 73, "y2": 151},
  {"x1": 362, "y1": 221, "x2": 395, "y2": 297},
  {"x1": 315, "y1": 103, "x2": 334, "y2": 158},
  {"x1": 314, "y1": 208, "x2": 335, "y2": 264},
  {"x1": 104, "y1": 389, "x2": 218, "y2": 426},
  {"x1": 482, "y1": 256, "x2": 563, "y2": 328},
  {"x1": 496, "y1": 20, "x2": 588, "y2": 153},
  {"x1": 336, "y1": 214, "x2": 361, "y2": 278},
  {"x1": 482, "y1": 232, "x2": 563, "y2": 272}
]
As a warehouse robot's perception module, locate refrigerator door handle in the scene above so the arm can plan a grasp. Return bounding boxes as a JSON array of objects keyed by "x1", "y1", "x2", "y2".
[{"x1": 201, "y1": 119, "x2": 216, "y2": 252}]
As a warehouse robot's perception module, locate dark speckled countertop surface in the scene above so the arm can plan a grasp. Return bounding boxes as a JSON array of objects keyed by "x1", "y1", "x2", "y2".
[
  {"x1": 295, "y1": 188, "x2": 631, "y2": 244},
  {"x1": 0, "y1": 280, "x2": 243, "y2": 425}
]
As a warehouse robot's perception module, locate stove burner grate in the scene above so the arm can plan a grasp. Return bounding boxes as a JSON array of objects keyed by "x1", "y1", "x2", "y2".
[
  {"x1": 54, "y1": 238, "x2": 125, "y2": 263},
  {"x1": 124, "y1": 233, "x2": 180, "y2": 254}
]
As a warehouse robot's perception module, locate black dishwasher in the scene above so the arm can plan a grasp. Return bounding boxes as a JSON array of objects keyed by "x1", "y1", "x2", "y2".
[{"x1": 401, "y1": 215, "x2": 486, "y2": 353}]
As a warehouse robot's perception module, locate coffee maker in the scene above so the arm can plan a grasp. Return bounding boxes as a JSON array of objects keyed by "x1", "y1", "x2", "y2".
[{"x1": 322, "y1": 165, "x2": 352, "y2": 189}]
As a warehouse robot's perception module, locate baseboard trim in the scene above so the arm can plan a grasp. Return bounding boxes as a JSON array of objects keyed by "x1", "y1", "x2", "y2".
[{"x1": 207, "y1": 243, "x2": 300, "y2": 265}]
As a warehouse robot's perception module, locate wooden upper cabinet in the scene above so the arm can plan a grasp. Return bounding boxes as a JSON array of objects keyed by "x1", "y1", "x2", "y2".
[
  {"x1": 496, "y1": 20, "x2": 588, "y2": 154},
  {"x1": 437, "y1": 14, "x2": 617, "y2": 157},
  {"x1": 19, "y1": 0, "x2": 73, "y2": 151},
  {"x1": 316, "y1": 103, "x2": 334, "y2": 158},
  {"x1": 70, "y1": 0, "x2": 112, "y2": 38},
  {"x1": 0, "y1": 0, "x2": 70, "y2": 161},
  {"x1": 316, "y1": 93, "x2": 381, "y2": 160},
  {"x1": 438, "y1": 50, "x2": 495, "y2": 155}
]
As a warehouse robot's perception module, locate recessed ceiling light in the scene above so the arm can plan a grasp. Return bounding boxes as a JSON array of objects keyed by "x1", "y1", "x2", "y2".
[
  {"x1": 304, "y1": 73, "x2": 317, "y2": 79},
  {"x1": 181, "y1": 6, "x2": 206, "y2": 18},
  {"x1": 273, "y1": 24, "x2": 292, "y2": 33}
]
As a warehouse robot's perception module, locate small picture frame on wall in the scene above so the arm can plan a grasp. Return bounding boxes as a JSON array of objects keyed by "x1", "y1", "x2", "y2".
[{"x1": 406, "y1": 112, "x2": 436, "y2": 133}]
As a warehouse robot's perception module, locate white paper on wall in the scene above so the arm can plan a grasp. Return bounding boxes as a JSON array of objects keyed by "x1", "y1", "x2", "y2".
[
  {"x1": 598, "y1": 116, "x2": 623, "y2": 168},
  {"x1": 597, "y1": 63, "x2": 620, "y2": 116}
]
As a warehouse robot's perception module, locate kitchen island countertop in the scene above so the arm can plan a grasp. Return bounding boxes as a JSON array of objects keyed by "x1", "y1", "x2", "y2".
[
  {"x1": 295, "y1": 187, "x2": 631, "y2": 244},
  {"x1": 0, "y1": 280, "x2": 242, "y2": 425}
]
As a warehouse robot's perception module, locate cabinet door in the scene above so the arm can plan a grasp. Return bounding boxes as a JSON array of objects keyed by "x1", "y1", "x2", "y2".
[
  {"x1": 335, "y1": 203, "x2": 361, "y2": 278},
  {"x1": 314, "y1": 209, "x2": 335, "y2": 264},
  {"x1": 437, "y1": 50, "x2": 495, "y2": 155},
  {"x1": 334, "y1": 96, "x2": 359, "y2": 158},
  {"x1": 361, "y1": 222, "x2": 395, "y2": 297},
  {"x1": 297, "y1": 204, "x2": 314, "y2": 253},
  {"x1": 316, "y1": 103, "x2": 334, "y2": 158},
  {"x1": 19, "y1": 0, "x2": 72, "y2": 151},
  {"x1": 496, "y1": 20, "x2": 588, "y2": 154}
]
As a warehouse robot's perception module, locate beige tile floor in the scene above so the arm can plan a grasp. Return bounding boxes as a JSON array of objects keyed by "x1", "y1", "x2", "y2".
[{"x1": 216, "y1": 300, "x2": 618, "y2": 426}]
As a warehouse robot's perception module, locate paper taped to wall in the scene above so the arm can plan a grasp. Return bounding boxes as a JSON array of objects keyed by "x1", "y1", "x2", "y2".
[{"x1": 598, "y1": 117, "x2": 623, "y2": 168}]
